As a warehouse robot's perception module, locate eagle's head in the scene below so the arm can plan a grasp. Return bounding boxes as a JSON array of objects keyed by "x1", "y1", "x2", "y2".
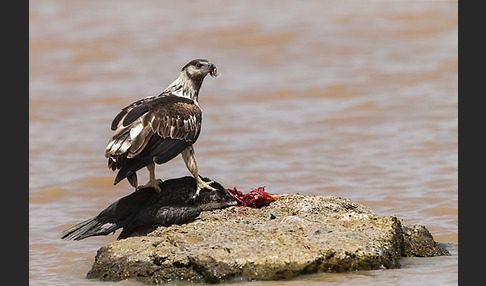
[{"x1": 182, "y1": 59, "x2": 219, "y2": 79}]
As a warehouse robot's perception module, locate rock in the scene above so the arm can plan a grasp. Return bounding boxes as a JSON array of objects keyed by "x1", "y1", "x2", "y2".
[
  {"x1": 401, "y1": 222, "x2": 450, "y2": 257},
  {"x1": 86, "y1": 194, "x2": 449, "y2": 283}
]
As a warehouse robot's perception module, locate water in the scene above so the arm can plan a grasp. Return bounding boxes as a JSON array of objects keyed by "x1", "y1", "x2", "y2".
[{"x1": 29, "y1": 0, "x2": 458, "y2": 285}]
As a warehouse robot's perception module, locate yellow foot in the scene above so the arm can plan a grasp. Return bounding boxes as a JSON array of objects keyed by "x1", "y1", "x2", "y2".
[
  {"x1": 194, "y1": 179, "x2": 217, "y2": 198},
  {"x1": 137, "y1": 179, "x2": 162, "y2": 193}
]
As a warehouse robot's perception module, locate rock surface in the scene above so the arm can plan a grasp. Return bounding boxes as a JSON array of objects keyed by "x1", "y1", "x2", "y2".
[{"x1": 86, "y1": 194, "x2": 449, "y2": 283}]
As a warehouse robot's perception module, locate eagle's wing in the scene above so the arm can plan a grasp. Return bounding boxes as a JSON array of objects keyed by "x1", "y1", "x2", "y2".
[
  {"x1": 110, "y1": 95, "x2": 157, "y2": 131},
  {"x1": 105, "y1": 94, "x2": 202, "y2": 186}
]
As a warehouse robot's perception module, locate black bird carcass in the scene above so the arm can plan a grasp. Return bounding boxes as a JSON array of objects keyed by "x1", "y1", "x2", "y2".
[{"x1": 61, "y1": 176, "x2": 237, "y2": 240}]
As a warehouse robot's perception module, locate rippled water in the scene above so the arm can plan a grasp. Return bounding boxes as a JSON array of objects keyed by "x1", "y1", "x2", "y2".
[{"x1": 29, "y1": 1, "x2": 457, "y2": 285}]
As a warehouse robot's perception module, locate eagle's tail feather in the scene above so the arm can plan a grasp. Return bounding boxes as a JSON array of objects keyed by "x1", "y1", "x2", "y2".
[
  {"x1": 113, "y1": 157, "x2": 153, "y2": 187},
  {"x1": 127, "y1": 173, "x2": 138, "y2": 188}
]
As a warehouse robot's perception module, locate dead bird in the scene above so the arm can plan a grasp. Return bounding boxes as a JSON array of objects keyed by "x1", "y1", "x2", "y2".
[{"x1": 61, "y1": 176, "x2": 236, "y2": 240}]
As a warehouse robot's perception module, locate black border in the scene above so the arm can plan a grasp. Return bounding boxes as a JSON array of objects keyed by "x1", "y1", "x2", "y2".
[
  {"x1": 10, "y1": 0, "x2": 29, "y2": 285},
  {"x1": 458, "y1": 0, "x2": 481, "y2": 284}
]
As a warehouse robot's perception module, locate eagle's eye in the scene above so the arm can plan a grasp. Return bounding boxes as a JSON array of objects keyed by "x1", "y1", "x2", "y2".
[{"x1": 196, "y1": 63, "x2": 203, "y2": 68}]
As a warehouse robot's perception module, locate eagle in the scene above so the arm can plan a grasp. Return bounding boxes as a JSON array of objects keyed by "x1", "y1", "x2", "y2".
[{"x1": 105, "y1": 59, "x2": 218, "y2": 197}]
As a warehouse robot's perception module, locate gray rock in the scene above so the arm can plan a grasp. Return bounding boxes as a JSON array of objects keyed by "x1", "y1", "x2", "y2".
[{"x1": 86, "y1": 194, "x2": 449, "y2": 283}]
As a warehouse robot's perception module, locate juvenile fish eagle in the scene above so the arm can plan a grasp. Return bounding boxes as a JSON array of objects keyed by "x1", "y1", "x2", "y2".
[{"x1": 105, "y1": 59, "x2": 218, "y2": 196}]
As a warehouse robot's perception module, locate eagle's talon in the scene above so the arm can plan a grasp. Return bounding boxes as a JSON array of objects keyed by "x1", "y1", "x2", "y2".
[
  {"x1": 199, "y1": 180, "x2": 216, "y2": 191},
  {"x1": 192, "y1": 179, "x2": 217, "y2": 199},
  {"x1": 138, "y1": 178, "x2": 162, "y2": 193}
]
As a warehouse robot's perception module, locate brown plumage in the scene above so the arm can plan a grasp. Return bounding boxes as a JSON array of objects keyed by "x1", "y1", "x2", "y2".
[{"x1": 105, "y1": 59, "x2": 218, "y2": 195}]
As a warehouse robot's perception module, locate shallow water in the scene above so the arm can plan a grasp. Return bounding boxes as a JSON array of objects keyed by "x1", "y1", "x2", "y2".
[{"x1": 29, "y1": 1, "x2": 457, "y2": 285}]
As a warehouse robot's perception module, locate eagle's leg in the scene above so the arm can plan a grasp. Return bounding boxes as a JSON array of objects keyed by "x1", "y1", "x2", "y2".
[
  {"x1": 181, "y1": 145, "x2": 216, "y2": 198},
  {"x1": 138, "y1": 163, "x2": 162, "y2": 192}
]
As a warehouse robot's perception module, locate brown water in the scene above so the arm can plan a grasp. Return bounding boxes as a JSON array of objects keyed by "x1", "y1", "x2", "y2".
[{"x1": 29, "y1": 0, "x2": 458, "y2": 285}]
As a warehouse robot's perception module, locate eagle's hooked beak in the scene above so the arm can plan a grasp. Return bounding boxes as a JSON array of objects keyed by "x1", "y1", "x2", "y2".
[{"x1": 208, "y1": 63, "x2": 219, "y2": 78}]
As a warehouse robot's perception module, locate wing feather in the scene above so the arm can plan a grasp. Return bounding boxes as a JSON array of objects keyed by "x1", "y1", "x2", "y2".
[
  {"x1": 123, "y1": 104, "x2": 149, "y2": 127},
  {"x1": 110, "y1": 96, "x2": 156, "y2": 130},
  {"x1": 147, "y1": 95, "x2": 202, "y2": 143}
]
